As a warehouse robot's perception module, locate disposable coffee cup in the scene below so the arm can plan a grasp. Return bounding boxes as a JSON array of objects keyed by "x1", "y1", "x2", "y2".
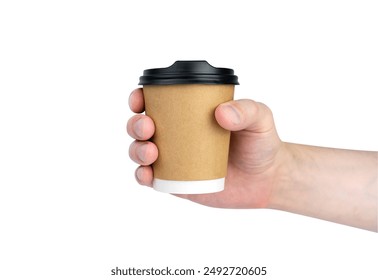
[{"x1": 138, "y1": 60, "x2": 239, "y2": 194}]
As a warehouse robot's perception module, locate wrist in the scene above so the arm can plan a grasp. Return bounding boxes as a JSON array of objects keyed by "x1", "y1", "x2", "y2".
[{"x1": 267, "y1": 142, "x2": 299, "y2": 211}]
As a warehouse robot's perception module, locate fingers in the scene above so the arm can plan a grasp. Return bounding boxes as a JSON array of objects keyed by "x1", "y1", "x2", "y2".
[
  {"x1": 128, "y1": 88, "x2": 155, "y2": 188},
  {"x1": 135, "y1": 166, "x2": 154, "y2": 187},
  {"x1": 127, "y1": 115, "x2": 155, "y2": 140},
  {"x1": 129, "y1": 88, "x2": 145, "y2": 113},
  {"x1": 215, "y1": 99, "x2": 275, "y2": 133},
  {"x1": 129, "y1": 141, "x2": 158, "y2": 166},
  {"x1": 127, "y1": 88, "x2": 154, "y2": 140}
]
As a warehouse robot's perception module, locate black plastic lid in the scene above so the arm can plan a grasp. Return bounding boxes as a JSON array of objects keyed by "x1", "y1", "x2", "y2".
[{"x1": 138, "y1": 60, "x2": 239, "y2": 85}]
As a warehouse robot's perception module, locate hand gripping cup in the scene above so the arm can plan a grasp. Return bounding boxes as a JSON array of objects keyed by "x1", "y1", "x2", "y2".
[{"x1": 138, "y1": 61, "x2": 239, "y2": 194}]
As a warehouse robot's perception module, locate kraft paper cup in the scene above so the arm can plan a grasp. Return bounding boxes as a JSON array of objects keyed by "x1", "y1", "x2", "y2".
[{"x1": 138, "y1": 61, "x2": 239, "y2": 194}]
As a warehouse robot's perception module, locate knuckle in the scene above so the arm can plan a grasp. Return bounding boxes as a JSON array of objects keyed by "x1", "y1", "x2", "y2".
[{"x1": 257, "y1": 102, "x2": 273, "y2": 117}]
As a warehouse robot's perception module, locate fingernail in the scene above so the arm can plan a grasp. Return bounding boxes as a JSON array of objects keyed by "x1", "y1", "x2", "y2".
[
  {"x1": 134, "y1": 118, "x2": 144, "y2": 138},
  {"x1": 128, "y1": 91, "x2": 133, "y2": 109},
  {"x1": 136, "y1": 167, "x2": 143, "y2": 182},
  {"x1": 222, "y1": 104, "x2": 241, "y2": 125},
  {"x1": 136, "y1": 143, "x2": 147, "y2": 162}
]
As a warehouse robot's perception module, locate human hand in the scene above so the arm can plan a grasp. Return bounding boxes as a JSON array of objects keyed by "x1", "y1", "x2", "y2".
[{"x1": 127, "y1": 88, "x2": 287, "y2": 209}]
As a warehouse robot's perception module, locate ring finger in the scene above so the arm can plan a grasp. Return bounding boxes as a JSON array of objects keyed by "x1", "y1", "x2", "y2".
[{"x1": 129, "y1": 140, "x2": 158, "y2": 166}]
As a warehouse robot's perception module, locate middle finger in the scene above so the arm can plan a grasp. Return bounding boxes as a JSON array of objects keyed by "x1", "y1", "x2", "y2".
[{"x1": 127, "y1": 115, "x2": 155, "y2": 140}]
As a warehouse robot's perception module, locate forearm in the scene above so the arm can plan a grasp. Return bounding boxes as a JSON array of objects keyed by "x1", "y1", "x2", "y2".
[{"x1": 270, "y1": 143, "x2": 378, "y2": 231}]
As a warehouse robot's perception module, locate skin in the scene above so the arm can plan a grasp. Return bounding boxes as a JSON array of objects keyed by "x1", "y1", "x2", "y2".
[{"x1": 127, "y1": 88, "x2": 378, "y2": 232}]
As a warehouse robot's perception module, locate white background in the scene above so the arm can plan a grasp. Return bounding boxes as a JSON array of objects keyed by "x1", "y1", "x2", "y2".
[{"x1": 0, "y1": 0, "x2": 377, "y2": 279}]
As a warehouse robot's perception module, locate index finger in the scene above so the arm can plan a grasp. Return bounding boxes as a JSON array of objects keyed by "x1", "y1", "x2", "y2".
[{"x1": 129, "y1": 88, "x2": 145, "y2": 113}]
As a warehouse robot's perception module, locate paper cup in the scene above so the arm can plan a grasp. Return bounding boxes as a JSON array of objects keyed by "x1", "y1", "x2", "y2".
[{"x1": 139, "y1": 61, "x2": 239, "y2": 194}]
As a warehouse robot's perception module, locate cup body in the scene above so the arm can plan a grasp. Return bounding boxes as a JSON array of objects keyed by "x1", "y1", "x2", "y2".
[{"x1": 143, "y1": 84, "x2": 234, "y2": 194}]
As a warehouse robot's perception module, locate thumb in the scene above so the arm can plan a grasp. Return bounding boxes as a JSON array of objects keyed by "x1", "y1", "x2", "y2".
[{"x1": 215, "y1": 99, "x2": 275, "y2": 133}]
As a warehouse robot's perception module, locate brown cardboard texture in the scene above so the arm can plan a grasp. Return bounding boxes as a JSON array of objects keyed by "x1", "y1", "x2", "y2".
[{"x1": 144, "y1": 84, "x2": 234, "y2": 181}]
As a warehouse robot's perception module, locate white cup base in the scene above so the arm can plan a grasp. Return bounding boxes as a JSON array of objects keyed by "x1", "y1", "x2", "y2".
[{"x1": 153, "y1": 178, "x2": 225, "y2": 194}]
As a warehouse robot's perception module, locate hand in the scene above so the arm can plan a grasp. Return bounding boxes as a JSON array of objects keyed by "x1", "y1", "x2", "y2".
[
  {"x1": 127, "y1": 88, "x2": 286, "y2": 209},
  {"x1": 127, "y1": 87, "x2": 377, "y2": 230}
]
